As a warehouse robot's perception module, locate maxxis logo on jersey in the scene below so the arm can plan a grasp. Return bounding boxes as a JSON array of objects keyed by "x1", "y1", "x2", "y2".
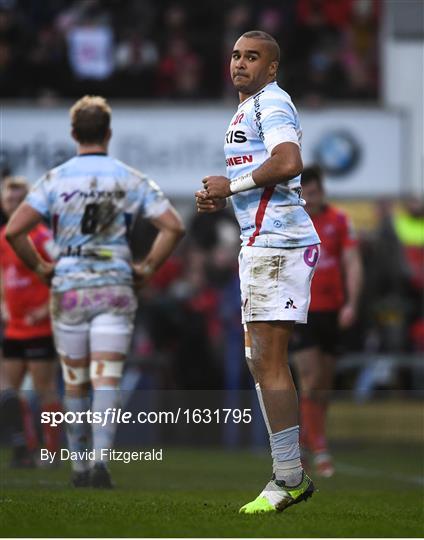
[
  {"x1": 225, "y1": 130, "x2": 247, "y2": 144},
  {"x1": 60, "y1": 189, "x2": 125, "y2": 202}
]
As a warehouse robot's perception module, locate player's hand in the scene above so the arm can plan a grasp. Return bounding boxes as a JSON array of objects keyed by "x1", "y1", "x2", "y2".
[
  {"x1": 35, "y1": 261, "x2": 55, "y2": 286},
  {"x1": 195, "y1": 190, "x2": 226, "y2": 213},
  {"x1": 202, "y1": 176, "x2": 232, "y2": 199},
  {"x1": 338, "y1": 303, "x2": 356, "y2": 329},
  {"x1": 132, "y1": 261, "x2": 155, "y2": 289}
]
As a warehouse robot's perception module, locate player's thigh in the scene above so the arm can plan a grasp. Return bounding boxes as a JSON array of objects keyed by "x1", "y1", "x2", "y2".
[
  {"x1": 1, "y1": 339, "x2": 27, "y2": 389},
  {"x1": 20, "y1": 335, "x2": 57, "y2": 395},
  {"x1": 314, "y1": 311, "x2": 341, "y2": 356},
  {"x1": 239, "y1": 245, "x2": 319, "y2": 326},
  {"x1": 1, "y1": 360, "x2": 26, "y2": 390},
  {"x1": 52, "y1": 318, "x2": 90, "y2": 362}
]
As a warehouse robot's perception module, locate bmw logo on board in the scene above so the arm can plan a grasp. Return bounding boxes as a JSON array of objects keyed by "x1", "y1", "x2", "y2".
[{"x1": 313, "y1": 130, "x2": 361, "y2": 177}]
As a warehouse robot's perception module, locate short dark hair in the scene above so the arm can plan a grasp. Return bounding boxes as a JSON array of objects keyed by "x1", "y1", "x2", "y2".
[
  {"x1": 241, "y1": 30, "x2": 280, "y2": 62},
  {"x1": 1, "y1": 175, "x2": 29, "y2": 195},
  {"x1": 301, "y1": 165, "x2": 324, "y2": 188},
  {"x1": 70, "y1": 95, "x2": 111, "y2": 144}
]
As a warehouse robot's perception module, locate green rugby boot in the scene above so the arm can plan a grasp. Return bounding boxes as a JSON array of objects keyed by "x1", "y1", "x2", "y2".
[{"x1": 239, "y1": 472, "x2": 315, "y2": 514}]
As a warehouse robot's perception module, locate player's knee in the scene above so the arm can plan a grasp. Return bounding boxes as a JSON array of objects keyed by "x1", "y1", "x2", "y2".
[
  {"x1": 90, "y1": 358, "x2": 124, "y2": 387},
  {"x1": 60, "y1": 356, "x2": 90, "y2": 393},
  {"x1": 250, "y1": 356, "x2": 280, "y2": 385}
]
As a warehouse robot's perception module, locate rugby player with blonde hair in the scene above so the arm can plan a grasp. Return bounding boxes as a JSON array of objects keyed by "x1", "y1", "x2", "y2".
[{"x1": 6, "y1": 96, "x2": 185, "y2": 487}]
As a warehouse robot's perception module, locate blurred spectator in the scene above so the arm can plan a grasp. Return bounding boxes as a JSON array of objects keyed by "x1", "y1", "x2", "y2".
[
  {"x1": 115, "y1": 29, "x2": 158, "y2": 97},
  {"x1": 393, "y1": 198, "x2": 424, "y2": 352},
  {"x1": 339, "y1": 0, "x2": 379, "y2": 100},
  {"x1": 64, "y1": 2, "x2": 115, "y2": 94},
  {"x1": 222, "y1": 3, "x2": 252, "y2": 97},
  {"x1": 360, "y1": 198, "x2": 423, "y2": 354},
  {"x1": 1, "y1": 0, "x2": 380, "y2": 102},
  {"x1": 67, "y1": 22, "x2": 114, "y2": 80},
  {"x1": 27, "y1": 24, "x2": 69, "y2": 99},
  {"x1": 156, "y1": 36, "x2": 202, "y2": 99}
]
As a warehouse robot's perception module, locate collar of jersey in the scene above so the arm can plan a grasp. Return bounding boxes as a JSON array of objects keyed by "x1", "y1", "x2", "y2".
[
  {"x1": 238, "y1": 81, "x2": 277, "y2": 109},
  {"x1": 78, "y1": 152, "x2": 108, "y2": 157}
]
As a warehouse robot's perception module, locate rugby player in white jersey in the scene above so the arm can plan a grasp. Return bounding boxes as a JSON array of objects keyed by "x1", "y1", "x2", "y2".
[
  {"x1": 196, "y1": 31, "x2": 320, "y2": 514},
  {"x1": 6, "y1": 96, "x2": 185, "y2": 488}
]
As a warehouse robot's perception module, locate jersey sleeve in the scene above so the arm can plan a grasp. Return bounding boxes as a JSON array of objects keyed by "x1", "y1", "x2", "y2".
[
  {"x1": 25, "y1": 174, "x2": 51, "y2": 219},
  {"x1": 256, "y1": 97, "x2": 301, "y2": 154},
  {"x1": 139, "y1": 177, "x2": 171, "y2": 219}
]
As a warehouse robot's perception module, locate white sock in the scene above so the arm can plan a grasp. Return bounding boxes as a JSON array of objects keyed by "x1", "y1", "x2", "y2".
[
  {"x1": 255, "y1": 382, "x2": 271, "y2": 434},
  {"x1": 64, "y1": 395, "x2": 91, "y2": 472},
  {"x1": 92, "y1": 385, "x2": 120, "y2": 464},
  {"x1": 270, "y1": 425, "x2": 303, "y2": 487}
]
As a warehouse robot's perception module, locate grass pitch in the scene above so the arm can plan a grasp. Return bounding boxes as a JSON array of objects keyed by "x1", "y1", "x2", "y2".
[{"x1": 0, "y1": 442, "x2": 423, "y2": 537}]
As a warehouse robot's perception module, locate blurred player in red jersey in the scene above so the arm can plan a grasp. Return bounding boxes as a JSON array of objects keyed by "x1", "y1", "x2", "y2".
[
  {"x1": 291, "y1": 166, "x2": 363, "y2": 477},
  {"x1": 0, "y1": 177, "x2": 61, "y2": 464}
]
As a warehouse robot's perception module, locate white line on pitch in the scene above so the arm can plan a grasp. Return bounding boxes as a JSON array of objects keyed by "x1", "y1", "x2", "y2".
[{"x1": 336, "y1": 462, "x2": 424, "y2": 486}]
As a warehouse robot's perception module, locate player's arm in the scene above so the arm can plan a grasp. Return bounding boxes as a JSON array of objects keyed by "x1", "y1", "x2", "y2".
[
  {"x1": 5, "y1": 203, "x2": 54, "y2": 284},
  {"x1": 202, "y1": 142, "x2": 302, "y2": 199},
  {"x1": 339, "y1": 245, "x2": 363, "y2": 329},
  {"x1": 250, "y1": 142, "x2": 302, "y2": 187},
  {"x1": 132, "y1": 206, "x2": 185, "y2": 286}
]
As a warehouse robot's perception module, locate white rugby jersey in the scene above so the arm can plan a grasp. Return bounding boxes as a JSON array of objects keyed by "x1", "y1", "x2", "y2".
[
  {"x1": 26, "y1": 153, "x2": 170, "y2": 292},
  {"x1": 225, "y1": 81, "x2": 319, "y2": 248}
]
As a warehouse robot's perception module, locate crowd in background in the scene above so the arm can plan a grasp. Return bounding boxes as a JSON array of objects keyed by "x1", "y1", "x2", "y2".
[{"x1": 1, "y1": 0, "x2": 379, "y2": 103}]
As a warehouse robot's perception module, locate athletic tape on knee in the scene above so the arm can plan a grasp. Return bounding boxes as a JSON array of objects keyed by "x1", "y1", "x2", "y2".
[
  {"x1": 60, "y1": 361, "x2": 90, "y2": 385},
  {"x1": 255, "y1": 382, "x2": 271, "y2": 435},
  {"x1": 90, "y1": 359, "x2": 124, "y2": 380},
  {"x1": 244, "y1": 325, "x2": 251, "y2": 360}
]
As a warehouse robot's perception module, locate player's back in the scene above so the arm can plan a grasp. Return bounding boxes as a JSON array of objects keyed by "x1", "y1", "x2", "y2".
[{"x1": 26, "y1": 154, "x2": 168, "y2": 292}]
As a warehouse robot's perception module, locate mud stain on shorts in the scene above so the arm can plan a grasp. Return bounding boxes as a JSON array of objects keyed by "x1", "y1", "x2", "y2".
[{"x1": 249, "y1": 255, "x2": 285, "y2": 308}]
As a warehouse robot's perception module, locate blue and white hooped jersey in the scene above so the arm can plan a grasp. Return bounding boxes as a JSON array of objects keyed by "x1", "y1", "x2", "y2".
[
  {"x1": 26, "y1": 154, "x2": 170, "y2": 292},
  {"x1": 225, "y1": 81, "x2": 319, "y2": 248}
]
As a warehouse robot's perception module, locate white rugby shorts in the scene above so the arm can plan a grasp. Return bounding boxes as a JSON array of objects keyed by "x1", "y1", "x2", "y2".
[
  {"x1": 239, "y1": 245, "x2": 320, "y2": 324},
  {"x1": 51, "y1": 285, "x2": 137, "y2": 359}
]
